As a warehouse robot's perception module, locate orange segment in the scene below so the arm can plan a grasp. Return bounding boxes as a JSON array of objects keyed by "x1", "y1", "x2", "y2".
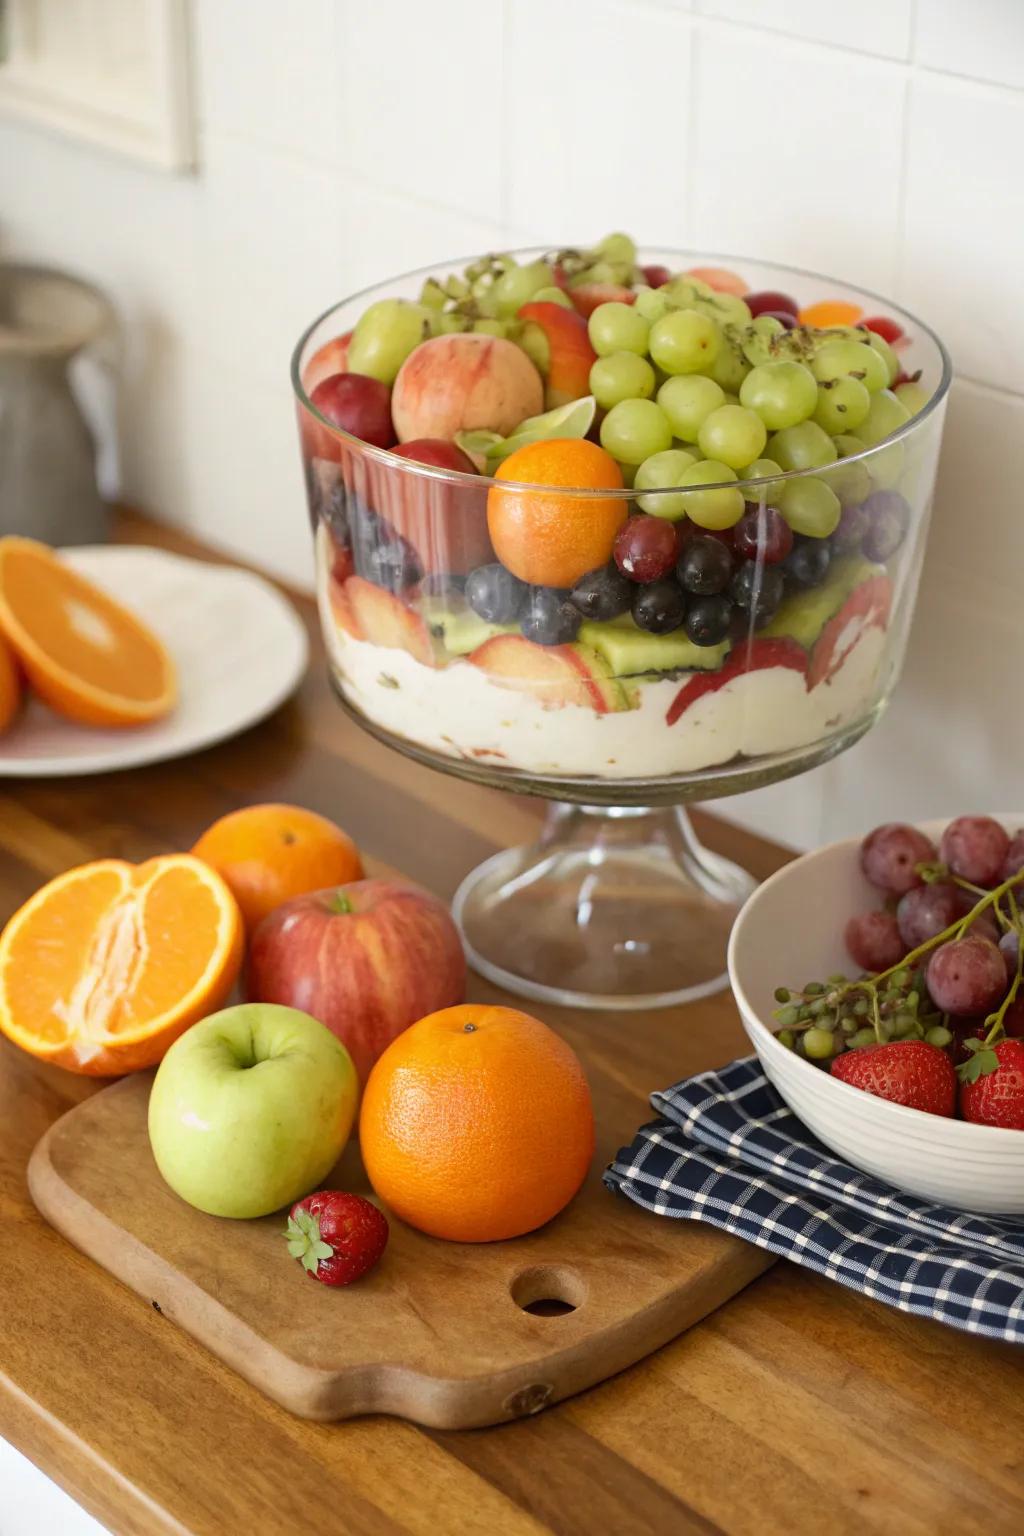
[
  {"x1": 486, "y1": 438, "x2": 627, "y2": 589},
  {"x1": 0, "y1": 537, "x2": 176, "y2": 727},
  {"x1": 0, "y1": 854, "x2": 243, "y2": 1075},
  {"x1": 798, "y1": 299, "x2": 864, "y2": 328},
  {"x1": 0, "y1": 633, "x2": 22, "y2": 734}
]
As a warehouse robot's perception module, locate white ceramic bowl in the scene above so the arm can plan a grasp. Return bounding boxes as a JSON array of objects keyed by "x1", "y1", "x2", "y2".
[{"x1": 728, "y1": 816, "x2": 1024, "y2": 1213}]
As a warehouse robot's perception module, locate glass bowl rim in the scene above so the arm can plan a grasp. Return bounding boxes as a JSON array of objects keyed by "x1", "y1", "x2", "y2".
[{"x1": 290, "y1": 245, "x2": 953, "y2": 501}]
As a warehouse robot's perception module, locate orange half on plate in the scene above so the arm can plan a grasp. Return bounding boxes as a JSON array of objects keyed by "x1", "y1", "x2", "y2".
[
  {"x1": 0, "y1": 536, "x2": 177, "y2": 727},
  {"x1": 0, "y1": 854, "x2": 243, "y2": 1075}
]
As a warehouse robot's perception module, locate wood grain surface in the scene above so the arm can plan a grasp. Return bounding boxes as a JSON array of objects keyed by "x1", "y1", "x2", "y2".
[
  {"x1": 28, "y1": 1073, "x2": 769, "y2": 1428},
  {"x1": 0, "y1": 513, "x2": 1022, "y2": 1534}
]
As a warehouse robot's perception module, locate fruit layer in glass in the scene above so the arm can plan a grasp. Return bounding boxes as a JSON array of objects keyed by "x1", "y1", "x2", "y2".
[{"x1": 293, "y1": 242, "x2": 950, "y2": 807}]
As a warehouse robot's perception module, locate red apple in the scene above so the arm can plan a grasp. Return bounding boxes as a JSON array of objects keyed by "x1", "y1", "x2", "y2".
[
  {"x1": 246, "y1": 878, "x2": 466, "y2": 1085},
  {"x1": 300, "y1": 371, "x2": 396, "y2": 461},
  {"x1": 391, "y1": 333, "x2": 543, "y2": 442}
]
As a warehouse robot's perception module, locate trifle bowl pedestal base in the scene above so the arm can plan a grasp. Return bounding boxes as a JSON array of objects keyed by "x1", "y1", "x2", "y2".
[{"x1": 452, "y1": 803, "x2": 756, "y2": 1011}]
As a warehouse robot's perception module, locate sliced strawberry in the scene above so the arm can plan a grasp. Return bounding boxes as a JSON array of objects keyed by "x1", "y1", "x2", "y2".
[
  {"x1": 343, "y1": 576, "x2": 436, "y2": 666},
  {"x1": 666, "y1": 637, "x2": 807, "y2": 727},
  {"x1": 517, "y1": 301, "x2": 597, "y2": 408},
  {"x1": 568, "y1": 283, "x2": 636, "y2": 320},
  {"x1": 302, "y1": 330, "x2": 353, "y2": 394},
  {"x1": 469, "y1": 634, "x2": 630, "y2": 713},
  {"x1": 807, "y1": 574, "x2": 892, "y2": 690}
]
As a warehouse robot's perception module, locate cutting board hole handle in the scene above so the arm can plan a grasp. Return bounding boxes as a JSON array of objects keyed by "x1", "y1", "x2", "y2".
[{"x1": 510, "y1": 1264, "x2": 586, "y2": 1317}]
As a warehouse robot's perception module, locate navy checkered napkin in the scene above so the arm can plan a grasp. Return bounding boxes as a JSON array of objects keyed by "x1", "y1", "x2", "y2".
[{"x1": 604, "y1": 1055, "x2": 1024, "y2": 1342}]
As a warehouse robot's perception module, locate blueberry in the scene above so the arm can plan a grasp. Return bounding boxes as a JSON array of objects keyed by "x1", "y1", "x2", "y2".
[
  {"x1": 863, "y1": 489, "x2": 910, "y2": 562},
  {"x1": 570, "y1": 563, "x2": 634, "y2": 621},
  {"x1": 782, "y1": 535, "x2": 831, "y2": 588},
  {"x1": 521, "y1": 587, "x2": 581, "y2": 645},
  {"x1": 632, "y1": 579, "x2": 686, "y2": 635},
  {"x1": 466, "y1": 563, "x2": 527, "y2": 623},
  {"x1": 677, "y1": 534, "x2": 733, "y2": 596},
  {"x1": 729, "y1": 561, "x2": 784, "y2": 624},
  {"x1": 685, "y1": 594, "x2": 733, "y2": 647},
  {"x1": 363, "y1": 534, "x2": 423, "y2": 592}
]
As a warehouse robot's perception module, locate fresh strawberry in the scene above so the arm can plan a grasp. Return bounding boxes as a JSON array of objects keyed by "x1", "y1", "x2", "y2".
[
  {"x1": 666, "y1": 637, "x2": 806, "y2": 727},
  {"x1": 830, "y1": 1040, "x2": 956, "y2": 1117},
  {"x1": 285, "y1": 1191, "x2": 389, "y2": 1287},
  {"x1": 958, "y1": 1039, "x2": 1024, "y2": 1129}
]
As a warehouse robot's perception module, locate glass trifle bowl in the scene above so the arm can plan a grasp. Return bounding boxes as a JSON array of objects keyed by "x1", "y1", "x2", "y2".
[{"x1": 292, "y1": 241, "x2": 951, "y2": 1011}]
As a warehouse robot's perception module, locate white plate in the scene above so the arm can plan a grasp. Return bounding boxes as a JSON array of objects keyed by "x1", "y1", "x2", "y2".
[
  {"x1": 0, "y1": 545, "x2": 309, "y2": 777},
  {"x1": 728, "y1": 816, "x2": 1024, "y2": 1213}
]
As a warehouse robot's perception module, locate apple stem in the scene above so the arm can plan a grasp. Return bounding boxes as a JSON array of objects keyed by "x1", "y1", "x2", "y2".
[{"x1": 330, "y1": 891, "x2": 353, "y2": 915}]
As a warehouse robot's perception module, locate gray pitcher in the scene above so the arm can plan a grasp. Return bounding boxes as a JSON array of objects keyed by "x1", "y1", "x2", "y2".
[{"x1": 0, "y1": 264, "x2": 114, "y2": 545}]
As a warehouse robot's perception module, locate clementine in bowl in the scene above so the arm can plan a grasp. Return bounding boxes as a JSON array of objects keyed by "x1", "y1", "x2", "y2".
[
  {"x1": 486, "y1": 438, "x2": 627, "y2": 589},
  {"x1": 192, "y1": 802, "x2": 364, "y2": 932},
  {"x1": 359, "y1": 1003, "x2": 594, "y2": 1242},
  {"x1": 0, "y1": 854, "x2": 243, "y2": 1075},
  {"x1": 0, "y1": 537, "x2": 176, "y2": 727},
  {"x1": 0, "y1": 634, "x2": 22, "y2": 734}
]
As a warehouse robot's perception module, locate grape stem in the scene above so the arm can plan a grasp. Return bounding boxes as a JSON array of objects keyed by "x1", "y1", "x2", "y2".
[{"x1": 983, "y1": 887, "x2": 1023, "y2": 1045}]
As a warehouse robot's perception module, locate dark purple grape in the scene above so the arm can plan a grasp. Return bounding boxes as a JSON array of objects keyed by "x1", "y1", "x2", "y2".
[
  {"x1": 830, "y1": 501, "x2": 870, "y2": 553},
  {"x1": 677, "y1": 534, "x2": 733, "y2": 595},
  {"x1": 745, "y1": 290, "x2": 799, "y2": 319},
  {"x1": 632, "y1": 579, "x2": 686, "y2": 634},
  {"x1": 956, "y1": 889, "x2": 1000, "y2": 944},
  {"x1": 614, "y1": 515, "x2": 678, "y2": 583},
  {"x1": 570, "y1": 562, "x2": 633, "y2": 621},
  {"x1": 999, "y1": 930, "x2": 1020, "y2": 987},
  {"x1": 845, "y1": 910, "x2": 904, "y2": 971},
  {"x1": 684, "y1": 594, "x2": 733, "y2": 647},
  {"x1": 733, "y1": 505, "x2": 793, "y2": 565},
  {"x1": 759, "y1": 309, "x2": 797, "y2": 330},
  {"x1": 1002, "y1": 829, "x2": 1024, "y2": 882},
  {"x1": 860, "y1": 823, "x2": 936, "y2": 896},
  {"x1": 466, "y1": 563, "x2": 527, "y2": 623},
  {"x1": 896, "y1": 882, "x2": 960, "y2": 949},
  {"x1": 940, "y1": 816, "x2": 1010, "y2": 888},
  {"x1": 862, "y1": 490, "x2": 910, "y2": 562},
  {"x1": 782, "y1": 535, "x2": 831, "y2": 589},
  {"x1": 729, "y1": 562, "x2": 785, "y2": 624},
  {"x1": 927, "y1": 935, "x2": 1008, "y2": 1017},
  {"x1": 521, "y1": 588, "x2": 580, "y2": 646},
  {"x1": 361, "y1": 530, "x2": 422, "y2": 592}
]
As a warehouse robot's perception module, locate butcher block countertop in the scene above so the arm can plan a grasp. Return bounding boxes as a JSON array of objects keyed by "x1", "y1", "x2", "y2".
[{"x1": 0, "y1": 513, "x2": 1022, "y2": 1536}]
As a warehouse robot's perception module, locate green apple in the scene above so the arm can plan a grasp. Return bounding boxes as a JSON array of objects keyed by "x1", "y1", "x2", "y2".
[{"x1": 148, "y1": 1003, "x2": 357, "y2": 1219}]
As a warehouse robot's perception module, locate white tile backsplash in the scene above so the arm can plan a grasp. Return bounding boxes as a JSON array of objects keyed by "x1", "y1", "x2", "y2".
[
  {"x1": 902, "y1": 72, "x2": 1024, "y2": 395},
  {"x1": 691, "y1": 29, "x2": 906, "y2": 293},
  {"x1": 698, "y1": 0, "x2": 913, "y2": 60},
  {"x1": 915, "y1": 0, "x2": 1024, "y2": 91},
  {"x1": 1, "y1": 0, "x2": 1022, "y2": 852}
]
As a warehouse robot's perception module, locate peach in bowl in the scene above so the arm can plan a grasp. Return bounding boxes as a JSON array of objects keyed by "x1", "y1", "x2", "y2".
[{"x1": 727, "y1": 816, "x2": 1024, "y2": 1214}]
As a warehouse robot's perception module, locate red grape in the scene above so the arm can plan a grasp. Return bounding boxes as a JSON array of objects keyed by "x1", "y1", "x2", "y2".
[
  {"x1": 999, "y1": 930, "x2": 1020, "y2": 987},
  {"x1": 845, "y1": 910, "x2": 904, "y2": 971},
  {"x1": 1003, "y1": 996, "x2": 1024, "y2": 1036},
  {"x1": 896, "y1": 882, "x2": 959, "y2": 949},
  {"x1": 746, "y1": 290, "x2": 799, "y2": 319},
  {"x1": 614, "y1": 515, "x2": 678, "y2": 583},
  {"x1": 310, "y1": 372, "x2": 396, "y2": 449},
  {"x1": 927, "y1": 935, "x2": 1007, "y2": 1016},
  {"x1": 733, "y1": 505, "x2": 794, "y2": 565},
  {"x1": 641, "y1": 263, "x2": 672, "y2": 289},
  {"x1": 1003, "y1": 830, "x2": 1024, "y2": 881},
  {"x1": 758, "y1": 310, "x2": 797, "y2": 330},
  {"x1": 862, "y1": 315, "x2": 904, "y2": 345},
  {"x1": 860, "y1": 823, "x2": 936, "y2": 896},
  {"x1": 940, "y1": 815, "x2": 1010, "y2": 887}
]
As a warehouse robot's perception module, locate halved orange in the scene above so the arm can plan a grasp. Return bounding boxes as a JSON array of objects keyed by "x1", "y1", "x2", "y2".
[
  {"x1": 0, "y1": 537, "x2": 176, "y2": 727},
  {"x1": 0, "y1": 633, "x2": 22, "y2": 735},
  {"x1": 0, "y1": 854, "x2": 243, "y2": 1075}
]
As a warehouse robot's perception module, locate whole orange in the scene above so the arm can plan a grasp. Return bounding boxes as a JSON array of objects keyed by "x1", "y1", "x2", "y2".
[
  {"x1": 192, "y1": 803, "x2": 364, "y2": 931},
  {"x1": 359, "y1": 1003, "x2": 594, "y2": 1242},
  {"x1": 487, "y1": 438, "x2": 627, "y2": 589}
]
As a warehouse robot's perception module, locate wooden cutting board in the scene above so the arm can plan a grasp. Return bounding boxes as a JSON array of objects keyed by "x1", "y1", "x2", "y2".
[{"x1": 28, "y1": 1072, "x2": 771, "y2": 1429}]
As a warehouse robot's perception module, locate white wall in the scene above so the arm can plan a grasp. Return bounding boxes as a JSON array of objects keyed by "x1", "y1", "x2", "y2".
[{"x1": 1, "y1": 0, "x2": 1022, "y2": 848}]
